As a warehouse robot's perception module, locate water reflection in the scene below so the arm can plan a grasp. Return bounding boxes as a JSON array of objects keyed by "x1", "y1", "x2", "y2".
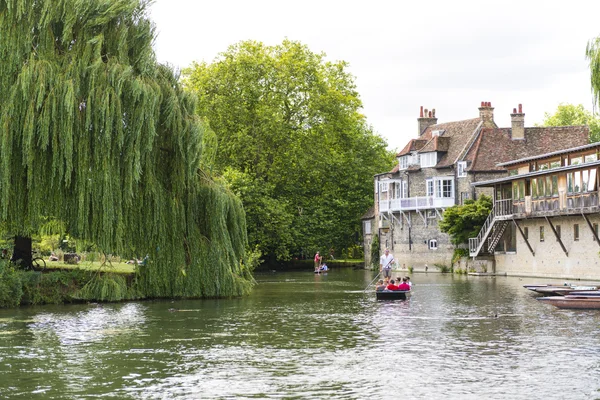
[{"x1": 1, "y1": 271, "x2": 600, "y2": 399}]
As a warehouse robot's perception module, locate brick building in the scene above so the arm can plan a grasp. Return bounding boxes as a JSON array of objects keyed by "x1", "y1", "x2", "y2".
[{"x1": 367, "y1": 102, "x2": 588, "y2": 270}]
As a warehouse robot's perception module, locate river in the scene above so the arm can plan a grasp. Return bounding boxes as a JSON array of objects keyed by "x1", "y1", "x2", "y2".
[{"x1": 1, "y1": 269, "x2": 599, "y2": 399}]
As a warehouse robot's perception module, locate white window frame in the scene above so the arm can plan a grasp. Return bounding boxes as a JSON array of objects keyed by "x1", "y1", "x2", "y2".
[
  {"x1": 399, "y1": 156, "x2": 408, "y2": 170},
  {"x1": 364, "y1": 220, "x2": 371, "y2": 234},
  {"x1": 380, "y1": 182, "x2": 389, "y2": 192},
  {"x1": 429, "y1": 239, "x2": 438, "y2": 250},
  {"x1": 420, "y1": 152, "x2": 437, "y2": 168},
  {"x1": 435, "y1": 178, "x2": 454, "y2": 198},
  {"x1": 401, "y1": 181, "x2": 408, "y2": 198},
  {"x1": 426, "y1": 179, "x2": 434, "y2": 197},
  {"x1": 457, "y1": 161, "x2": 467, "y2": 178}
]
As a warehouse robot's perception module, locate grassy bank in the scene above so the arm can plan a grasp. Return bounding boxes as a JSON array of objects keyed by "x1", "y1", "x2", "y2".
[{"x1": 0, "y1": 260, "x2": 140, "y2": 308}]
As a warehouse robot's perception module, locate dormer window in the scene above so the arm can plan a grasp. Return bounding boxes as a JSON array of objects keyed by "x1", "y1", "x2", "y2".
[
  {"x1": 420, "y1": 152, "x2": 437, "y2": 168},
  {"x1": 457, "y1": 161, "x2": 467, "y2": 178},
  {"x1": 399, "y1": 156, "x2": 408, "y2": 170}
]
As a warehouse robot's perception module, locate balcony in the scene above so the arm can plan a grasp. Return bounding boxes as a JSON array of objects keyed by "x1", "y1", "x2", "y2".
[{"x1": 379, "y1": 196, "x2": 455, "y2": 212}]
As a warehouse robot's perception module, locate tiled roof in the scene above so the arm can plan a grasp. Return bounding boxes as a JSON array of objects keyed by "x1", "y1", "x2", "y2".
[
  {"x1": 361, "y1": 206, "x2": 375, "y2": 220},
  {"x1": 466, "y1": 126, "x2": 589, "y2": 171},
  {"x1": 397, "y1": 139, "x2": 428, "y2": 156},
  {"x1": 419, "y1": 135, "x2": 451, "y2": 153},
  {"x1": 421, "y1": 118, "x2": 482, "y2": 168}
]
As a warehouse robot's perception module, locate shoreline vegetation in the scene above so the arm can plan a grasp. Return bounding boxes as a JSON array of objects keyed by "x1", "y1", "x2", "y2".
[{"x1": 0, "y1": 259, "x2": 367, "y2": 308}]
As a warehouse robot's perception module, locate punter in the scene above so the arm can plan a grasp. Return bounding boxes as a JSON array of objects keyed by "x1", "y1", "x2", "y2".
[{"x1": 379, "y1": 248, "x2": 395, "y2": 280}]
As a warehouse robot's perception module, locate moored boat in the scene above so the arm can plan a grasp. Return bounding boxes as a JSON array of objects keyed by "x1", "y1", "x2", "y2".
[
  {"x1": 537, "y1": 295, "x2": 600, "y2": 309},
  {"x1": 568, "y1": 290, "x2": 600, "y2": 296},
  {"x1": 376, "y1": 290, "x2": 411, "y2": 301}
]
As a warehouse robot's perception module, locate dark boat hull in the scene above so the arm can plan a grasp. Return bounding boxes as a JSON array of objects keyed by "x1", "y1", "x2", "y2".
[
  {"x1": 537, "y1": 296, "x2": 600, "y2": 309},
  {"x1": 376, "y1": 290, "x2": 411, "y2": 300}
]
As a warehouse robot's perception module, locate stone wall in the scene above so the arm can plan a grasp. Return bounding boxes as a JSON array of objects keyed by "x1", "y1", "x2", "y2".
[{"x1": 494, "y1": 214, "x2": 600, "y2": 280}]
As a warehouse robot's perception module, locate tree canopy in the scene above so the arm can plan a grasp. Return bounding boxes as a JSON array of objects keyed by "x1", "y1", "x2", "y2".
[
  {"x1": 183, "y1": 40, "x2": 395, "y2": 261},
  {"x1": 439, "y1": 195, "x2": 493, "y2": 245},
  {"x1": 537, "y1": 103, "x2": 600, "y2": 143},
  {"x1": 0, "y1": 0, "x2": 254, "y2": 297}
]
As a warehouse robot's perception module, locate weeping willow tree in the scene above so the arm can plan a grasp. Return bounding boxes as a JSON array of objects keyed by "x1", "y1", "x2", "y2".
[
  {"x1": 0, "y1": 0, "x2": 254, "y2": 298},
  {"x1": 588, "y1": 36, "x2": 600, "y2": 112}
]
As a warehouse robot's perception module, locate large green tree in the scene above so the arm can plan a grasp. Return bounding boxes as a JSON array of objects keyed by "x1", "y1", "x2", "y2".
[
  {"x1": 537, "y1": 103, "x2": 600, "y2": 143},
  {"x1": 184, "y1": 40, "x2": 395, "y2": 261},
  {"x1": 0, "y1": 0, "x2": 253, "y2": 297}
]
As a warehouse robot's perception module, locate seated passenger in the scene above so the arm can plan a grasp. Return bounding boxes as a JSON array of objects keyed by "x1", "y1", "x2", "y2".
[
  {"x1": 375, "y1": 279, "x2": 386, "y2": 292},
  {"x1": 386, "y1": 279, "x2": 400, "y2": 291},
  {"x1": 397, "y1": 277, "x2": 411, "y2": 291}
]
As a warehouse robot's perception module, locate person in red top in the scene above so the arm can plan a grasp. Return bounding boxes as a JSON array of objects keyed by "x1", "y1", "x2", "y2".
[
  {"x1": 314, "y1": 251, "x2": 321, "y2": 272},
  {"x1": 397, "y1": 277, "x2": 411, "y2": 291},
  {"x1": 386, "y1": 279, "x2": 400, "y2": 291}
]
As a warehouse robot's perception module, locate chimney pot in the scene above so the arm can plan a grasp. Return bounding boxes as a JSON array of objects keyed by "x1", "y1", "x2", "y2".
[
  {"x1": 428, "y1": 111, "x2": 432, "y2": 117},
  {"x1": 518, "y1": 103, "x2": 522, "y2": 113},
  {"x1": 432, "y1": 108, "x2": 436, "y2": 117},
  {"x1": 513, "y1": 108, "x2": 517, "y2": 113},
  {"x1": 420, "y1": 106, "x2": 424, "y2": 118},
  {"x1": 481, "y1": 101, "x2": 485, "y2": 107}
]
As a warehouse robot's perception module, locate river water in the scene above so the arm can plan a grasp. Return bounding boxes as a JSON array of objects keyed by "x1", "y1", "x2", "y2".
[{"x1": 1, "y1": 269, "x2": 600, "y2": 399}]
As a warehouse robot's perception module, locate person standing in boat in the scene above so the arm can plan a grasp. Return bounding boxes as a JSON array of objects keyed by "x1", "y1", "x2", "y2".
[
  {"x1": 314, "y1": 251, "x2": 321, "y2": 272},
  {"x1": 379, "y1": 248, "x2": 395, "y2": 280}
]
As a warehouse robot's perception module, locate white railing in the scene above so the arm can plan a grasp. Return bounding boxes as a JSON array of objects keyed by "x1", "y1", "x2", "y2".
[
  {"x1": 469, "y1": 199, "x2": 514, "y2": 257},
  {"x1": 379, "y1": 196, "x2": 455, "y2": 212}
]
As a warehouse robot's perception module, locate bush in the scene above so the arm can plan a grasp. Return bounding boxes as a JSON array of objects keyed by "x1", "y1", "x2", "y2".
[
  {"x1": 452, "y1": 248, "x2": 469, "y2": 265},
  {"x1": 0, "y1": 261, "x2": 23, "y2": 307},
  {"x1": 435, "y1": 263, "x2": 453, "y2": 273}
]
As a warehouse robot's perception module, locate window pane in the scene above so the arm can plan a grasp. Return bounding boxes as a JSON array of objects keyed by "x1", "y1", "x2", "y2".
[
  {"x1": 589, "y1": 169, "x2": 597, "y2": 192},
  {"x1": 538, "y1": 177, "x2": 545, "y2": 198},
  {"x1": 571, "y1": 156, "x2": 583, "y2": 165},
  {"x1": 567, "y1": 173, "x2": 574, "y2": 193},
  {"x1": 550, "y1": 160, "x2": 561, "y2": 169},
  {"x1": 552, "y1": 175, "x2": 558, "y2": 196},
  {"x1": 585, "y1": 154, "x2": 597, "y2": 163},
  {"x1": 574, "y1": 171, "x2": 581, "y2": 192},
  {"x1": 531, "y1": 179, "x2": 538, "y2": 198}
]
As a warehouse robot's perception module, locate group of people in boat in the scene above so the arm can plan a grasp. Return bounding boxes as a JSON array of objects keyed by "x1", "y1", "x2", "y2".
[
  {"x1": 376, "y1": 276, "x2": 411, "y2": 292},
  {"x1": 313, "y1": 251, "x2": 330, "y2": 273}
]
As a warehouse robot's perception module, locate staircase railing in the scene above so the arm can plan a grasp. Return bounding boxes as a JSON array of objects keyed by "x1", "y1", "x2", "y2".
[{"x1": 469, "y1": 199, "x2": 513, "y2": 257}]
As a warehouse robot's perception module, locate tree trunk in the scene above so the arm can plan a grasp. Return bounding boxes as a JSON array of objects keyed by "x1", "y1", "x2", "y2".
[{"x1": 11, "y1": 236, "x2": 32, "y2": 267}]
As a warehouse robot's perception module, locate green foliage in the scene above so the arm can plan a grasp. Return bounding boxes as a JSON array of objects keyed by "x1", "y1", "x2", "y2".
[
  {"x1": 452, "y1": 248, "x2": 470, "y2": 265},
  {"x1": 587, "y1": 37, "x2": 600, "y2": 118},
  {"x1": 435, "y1": 263, "x2": 452, "y2": 273},
  {"x1": 75, "y1": 273, "x2": 137, "y2": 302},
  {"x1": 370, "y1": 234, "x2": 380, "y2": 269},
  {"x1": 39, "y1": 234, "x2": 60, "y2": 254},
  {"x1": 183, "y1": 40, "x2": 395, "y2": 261},
  {"x1": 537, "y1": 103, "x2": 600, "y2": 143},
  {"x1": 0, "y1": 0, "x2": 253, "y2": 299},
  {"x1": 0, "y1": 261, "x2": 23, "y2": 307},
  {"x1": 439, "y1": 195, "x2": 493, "y2": 245},
  {"x1": 408, "y1": 265, "x2": 414, "y2": 274}
]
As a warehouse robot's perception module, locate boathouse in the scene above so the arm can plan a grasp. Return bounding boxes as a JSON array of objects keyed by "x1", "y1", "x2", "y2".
[
  {"x1": 369, "y1": 102, "x2": 588, "y2": 269},
  {"x1": 470, "y1": 142, "x2": 600, "y2": 280}
]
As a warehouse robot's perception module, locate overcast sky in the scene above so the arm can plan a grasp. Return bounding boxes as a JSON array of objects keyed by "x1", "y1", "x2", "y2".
[{"x1": 149, "y1": 0, "x2": 600, "y2": 151}]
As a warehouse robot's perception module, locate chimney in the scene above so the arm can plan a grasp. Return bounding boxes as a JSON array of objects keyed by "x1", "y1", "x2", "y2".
[
  {"x1": 510, "y1": 104, "x2": 525, "y2": 140},
  {"x1": 417, "y1": 106, "x2": 438, "y2": 136},
  {"x1": 478, "y1": 101, "x2": 495, "y2": 128}
]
